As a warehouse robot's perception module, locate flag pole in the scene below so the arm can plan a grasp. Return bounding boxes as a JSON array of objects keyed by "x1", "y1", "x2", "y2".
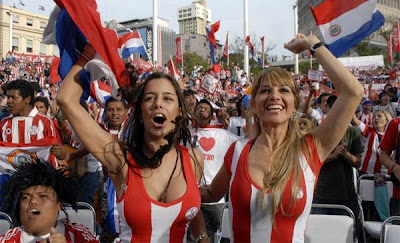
[
  {"x1": 153, "y1": 0, "x2": 158, "y2": 65},
  {"x1": 293, "y1": 2, "x2": 299, "y2": 75},
  {"x1": 227, "y1": 32, "x2": 229, "y2": 67},
  {"x1": 243, "y1": 0, "x2": 249, "y2": 76}
]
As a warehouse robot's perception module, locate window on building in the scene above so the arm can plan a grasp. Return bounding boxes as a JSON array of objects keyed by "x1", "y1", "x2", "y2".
[
  {"x1": 26, "y1": 19, "x2": 33, "y2": 26},
  {"x1": 183, "y1": 14, "x2": 187, "y2": 17},
  {"x1": 12, "y1": 15, "x2": 19, "y2": 23},
  {"x1": 188, "y1": 13, "x2": 191, "y2": 16},
  {"x1": 183, "y1": 9, "x2": 186, "y2": 12},
  {"x1": 40, "y1": 42, "x2": 46, "y2": 54},
  {"x1": 12, "y1": 37, "x2": 19, "y2": 52},
  {"x1": 40, "y1": 21, "x2": 46, "y2": 29},
  {"x1": 179, "y1": 15, "x2": 182, "y2": 18},
  {"x1": 179, "y1": 10, "x2": 182, "y2": 13},
  {"x1": 26, "y1": 40, "x2": 33, "y2": 53}
]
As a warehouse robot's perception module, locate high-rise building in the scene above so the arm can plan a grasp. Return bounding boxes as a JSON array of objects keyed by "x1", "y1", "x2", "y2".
[
  {"x1": 297, "y1": 0, "x2": 400, "y2": 49},
  {"x1": 177, "y1": 0, "x2": 211, "y2": 36},
  {"x1": 0, "y1": 4, "x2": 59, "y2": 58},
  {"x1": 108, "y1": 17, "x2": 176, "y2": 66}
]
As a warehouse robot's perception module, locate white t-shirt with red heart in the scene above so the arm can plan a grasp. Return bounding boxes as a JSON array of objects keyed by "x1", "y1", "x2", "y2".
[{"x1": 190, "y1": 126, "x2": 239, "y2": 186}]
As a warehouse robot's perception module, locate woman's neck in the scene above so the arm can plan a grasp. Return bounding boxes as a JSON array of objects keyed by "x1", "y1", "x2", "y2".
[{"x1": 258, "y1": 123, "x2": 289, "y2": 150}]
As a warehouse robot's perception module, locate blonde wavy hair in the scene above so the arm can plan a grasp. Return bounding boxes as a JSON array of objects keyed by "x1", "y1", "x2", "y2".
[{"x1": 250, "y1": 67, "x2": 314, "y2": 220}]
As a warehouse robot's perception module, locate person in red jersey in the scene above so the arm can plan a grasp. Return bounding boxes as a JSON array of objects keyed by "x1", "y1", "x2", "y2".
[
  {"x1": 57, "y1": 44, "x2": 208, "y2": 243},
  {"x1": 0, "y1": 160, "x2": 98, "y2": 243},
  {"x1": 201, "y1": 33, "x2": 364, "y2": 242}
]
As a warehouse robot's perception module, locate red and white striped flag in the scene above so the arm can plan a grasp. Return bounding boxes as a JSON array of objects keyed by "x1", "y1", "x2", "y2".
[
  {"x1": 260, "y1": 36, "x2": 265, "y2": 66},
  {"x1": 169, "y1": 56, "x2": 180, "y2": 81},
  {"x1": 388, "y1": 34, "x2": 393, "y2": 63},
  {"x1": 223, "y1": 33, "x2": 229, "y2": 58},
  {"x1": 393, "y1": 21, "x2": 400, "y2": 52},
  {"x1": 175, "y1": 37, "x2": 182, "y2": 64}
]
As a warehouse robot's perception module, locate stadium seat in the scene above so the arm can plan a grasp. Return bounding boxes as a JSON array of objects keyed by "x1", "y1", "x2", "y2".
[
  {"x1": 357, "y1": 174, "x2": 393, "y2": 240},
  {"x1": 0, "y1": 212, "x2": 12, "y2": 236},
  {"x1": 58, "y1": 202, "x2": 96, "y2": 236},
  {"x1": 380, "y1": 216, "x2": 400, "y2": 243},
  {"x1": 305, "y1": 204, "x2": 355, "y2": 243}
]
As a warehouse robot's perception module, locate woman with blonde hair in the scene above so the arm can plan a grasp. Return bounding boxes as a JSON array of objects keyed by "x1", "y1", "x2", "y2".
[
  {"x1": 201, "y1": 33, "x2": 364, "y2": 242},
  {"x1": 352, "y1": 109, "x2": 392, "y2": 174}
]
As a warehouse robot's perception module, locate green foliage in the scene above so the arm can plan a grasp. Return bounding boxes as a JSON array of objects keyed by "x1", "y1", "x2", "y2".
[
  {"x1": 176, "y1": 52, "x2": 208, "y2": 73},
  {"x1": 355, "y1": 41, "x2": 382, "y2": 56}
]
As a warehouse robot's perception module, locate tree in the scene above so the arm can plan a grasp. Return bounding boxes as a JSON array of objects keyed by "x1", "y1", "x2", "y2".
[{"x1": 176, "y1": 52, "x2": 208, "y2": 73}]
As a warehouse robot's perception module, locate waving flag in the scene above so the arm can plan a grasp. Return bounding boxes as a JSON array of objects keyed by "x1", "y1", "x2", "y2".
[
  {"x1": 206, "y1": 21, "x2": 220, "y2": 65},
  {"x1": 310, "y1": 0, "x2": 385, "y2": 57},
  {"x1": 223, "y1": 33, "x2": 229, "y2": 58},
  {"x1": 90, "y1": 80, "x2": 112, "y2": 108},
  {"x1": 169, "y1": 56, "x2": 180, "y2": 81},
  {"x1": 118, "y1": 30, "x2": 148, "y2": 59},
  {"x1": 19, "y1": 0, "x2": 25, "y2": 6},
  {"x1": 245, "y1": 36, "x2": 263, "y2": 67},
  {"x1": 260, "y1": 36, "x2": 265, "y2": 67},
  {"x1": 393, "y1": 21, "x2": 400, "y2": 52},
  {"x1": 49, "y1": 57, "x2": 62, "y2": 83},
  {"x1": 175, "y1": 37, "x2": 183, "y2": 64}
]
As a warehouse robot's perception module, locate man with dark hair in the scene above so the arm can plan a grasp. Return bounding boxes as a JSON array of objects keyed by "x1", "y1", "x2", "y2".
[
  {"x1": 0, "y1": 80, "x2": 66, "y2": 196},
  {"x1": 191, "y1": 99, "x2": 239, "y2": 237},
  {"x1": 183, "y1": 89, "x2": 197, "y2": 116},
  {"x1": 103, "y1": 97, "x2": 127, "y2": 134},
  {"x1": 33, "y1": 96, "x2": 50, "y2": 115},
  {"x1": 0, "y1": 160, "x2": 98, "y2": 242},
  {"x1": 303, "y1": 89, "x2": 331, "y2": 125}
]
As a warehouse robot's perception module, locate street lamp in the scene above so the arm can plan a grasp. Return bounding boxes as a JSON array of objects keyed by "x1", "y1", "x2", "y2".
[{"x1": 5, "y1": 11, "x2": 13, "y2": 52}]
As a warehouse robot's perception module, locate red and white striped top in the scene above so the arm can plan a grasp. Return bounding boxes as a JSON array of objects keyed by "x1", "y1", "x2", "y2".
[
  {"x1": 357, "y1": 112, "x2": 372, "y2": 126},
  {"x1": 0, "y1": 108, "x2": 57, "y2": 144},
  {"x1": 224, "y1": 135, "x2": 322, "y2": 242},
  {"x1": 116, "y1": 145, "x2": 201, "y2": 242},
  {"x1": 380, "y1": 118, "x2": 400, "y2": 200},
  {"x1": 357, "y1": 122, "x2": 386, "y2": 174}
]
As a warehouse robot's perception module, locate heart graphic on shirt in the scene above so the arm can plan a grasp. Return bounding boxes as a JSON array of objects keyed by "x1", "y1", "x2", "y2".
[{"x1": 199, "y1": 137, "x2": 215, "y2": 152}]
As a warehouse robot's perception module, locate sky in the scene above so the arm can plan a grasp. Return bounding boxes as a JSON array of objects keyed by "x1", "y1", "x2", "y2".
[{"x1": 5, "y1": 0, "x2": 298, "y2": 57}]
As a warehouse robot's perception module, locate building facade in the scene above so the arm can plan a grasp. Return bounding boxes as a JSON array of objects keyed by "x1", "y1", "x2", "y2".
[
  {"x1": 0, "y1": 4, "x2": 59, "y2": 58},
  {"x1": 297, "y1": 0, "x2": 400, "y2": 49},
  {"x1": 177, "y1": 33, "x2": 223, "y2": 62},
  {"x1": 108, "y1": 17, "x2": 176, "y2": 66},
  {"x1": 177, "y1": 0, "x2": 211, "y2": 36}
]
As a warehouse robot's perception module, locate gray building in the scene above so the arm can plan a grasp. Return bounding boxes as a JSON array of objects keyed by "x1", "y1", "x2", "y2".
[
  {"x1": 177, "y1": 33, "x2": 223, "y2": 64},
  {"x1": 107, "y1": 17, "x2": 176, "y2": 66},
  {"x1": 297, "y1": 0, "x2": 400, "y2": 50}
]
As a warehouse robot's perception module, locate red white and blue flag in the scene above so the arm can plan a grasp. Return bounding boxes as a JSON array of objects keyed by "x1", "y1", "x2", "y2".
[
  {"x1": 310, "y1": 0, "x2": 385, "y2": 57},
  {"x1": 118, "y1": 30, "x2": 148, "y2": 59},
  {"x1": 0, "y1": 137, "x2": 58, "y2": 174},
  {"x1": 169, "y1": 56, "x2": 180, "y2": 81},
  {"x1": 89, "y1": 80, "x2": 112, "y2": 108},
  {"x1": 206, "y1": 21, "x2": 220, "y2": 65},
  {"x1": 245, "y1": 36, "x2": 263, "y2": 67}
]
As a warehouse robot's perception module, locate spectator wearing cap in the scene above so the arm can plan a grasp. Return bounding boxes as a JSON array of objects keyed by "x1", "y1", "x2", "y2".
[
  {"x1": 373, "y1": 91, "x2": 398, "y2": 117},
  {"x1": 357, "y1": 99, "x2": 373, "y2": 126}
]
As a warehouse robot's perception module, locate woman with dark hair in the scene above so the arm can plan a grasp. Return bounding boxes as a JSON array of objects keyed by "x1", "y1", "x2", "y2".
[
  {"x1": 0, "y1": 160, "x2": 98, "y2": 242},
  {"x1": 56, "y1": 45, "x2": 206, "y2": 242}
]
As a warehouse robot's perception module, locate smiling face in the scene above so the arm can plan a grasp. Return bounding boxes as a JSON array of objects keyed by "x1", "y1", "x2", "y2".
[
  {"x1": 251, "y1": 68, "x2": 298, "y2": 128},
  {"x1": 140, "y1": 78, "x2": 181, "y2": 141},
  {"x1": 19, "y1": 186, "x2": 62, "y2": 236}
]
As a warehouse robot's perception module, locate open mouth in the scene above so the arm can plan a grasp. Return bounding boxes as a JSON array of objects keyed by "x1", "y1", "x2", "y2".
[
  {"x1": 153, "y1": 114, "x2": 166, "y2": 125},
  {"x1": 31, "y1": 209, "x2": 41, "y2": 215},
  {"x1": 266, "y1": 105, "x2": 284, "y2": 111}
]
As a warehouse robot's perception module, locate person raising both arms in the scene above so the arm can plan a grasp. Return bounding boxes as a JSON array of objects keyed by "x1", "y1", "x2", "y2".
[
  {"x1": 56, "y1": 44, "x2": 208, "y2": 243},
  {"x1": 201, "y1": 33, "x2": 364, "y2": 242}
]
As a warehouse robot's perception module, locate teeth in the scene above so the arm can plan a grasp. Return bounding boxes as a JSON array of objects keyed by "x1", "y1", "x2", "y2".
[
  {"x1": 267, "y1": 105, "x2": 283, "y2": 110},
  {"x1": 31, "y1": 209, "x2": 40, "y2": 215},
  {"x1": 154, "y1": 114, "x2": 164, "y2": 118}
]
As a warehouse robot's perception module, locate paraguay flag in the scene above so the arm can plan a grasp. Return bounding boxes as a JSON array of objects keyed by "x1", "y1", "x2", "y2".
[
  {"x1": 245, "y1": 36, "x2": 263, "y2": 68},
  {"x1": 206, "y1": 21, "x2": 220, "y2": 65},
  {"x1": 89, "y1": 80, "x2": 112, "y2": 108},
  {"x1": 310, "y1": 0, "x2": 385, "y2": 57},
  {"x1": 118, "y1": 30, "x2": 148, "y2": 59}
]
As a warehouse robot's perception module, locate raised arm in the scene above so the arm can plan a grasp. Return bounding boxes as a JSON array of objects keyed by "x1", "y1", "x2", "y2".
[
  {"x1": 56, "y1": 46, "x2": 125, "y2": 174},
  {"x1": 302, "y1": 86, "x2": 315, "y2": 115},
  {"x1": 285, "y1": 34, "x2": 364, "y2": 161}
]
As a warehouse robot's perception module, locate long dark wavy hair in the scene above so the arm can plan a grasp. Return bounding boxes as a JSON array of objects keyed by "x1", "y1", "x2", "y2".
[
  {"x1": 121, "y1": 72, "x2": 194, "y2": 169},
  {"x1": 1, "y1": 160, "x2": 79, "y2": 226}
]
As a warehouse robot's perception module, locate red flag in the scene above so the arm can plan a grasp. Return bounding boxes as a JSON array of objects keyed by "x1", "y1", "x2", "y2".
[
  {"x1": 169, "y1": 56, "x2": 180, "y2": 81},
  {"x1": 207, "y1": 21, "x2": 220, "y2": 48},
  {"x1": 223, "y1": 33, "x2": 229, "y2": 58},
  {"x1": 388, "y1": 34, "x2": 393, "y2": 63},
  {"x1": 49, "y1": 57, "x2": 62, "y2": 84},
  {"x1": 175, "y1": 37, "x2": 182, "y2": 64},
  {"x1": 55, "y1": 0, "x2": 127, "y2": 86},
  {"x1": 261, "y1": 36, "x2": 265, "y2": 66},
  {"x1": 393, "y1": 21, "x2": 400, "y2": 52}
]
